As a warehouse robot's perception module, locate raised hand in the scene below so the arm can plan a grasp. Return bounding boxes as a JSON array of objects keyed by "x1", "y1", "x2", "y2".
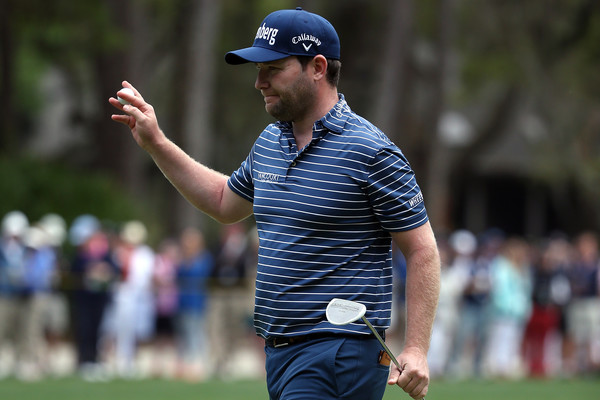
[{"x1": 108, "y1": 80, "x2": 164, "y2": 152}]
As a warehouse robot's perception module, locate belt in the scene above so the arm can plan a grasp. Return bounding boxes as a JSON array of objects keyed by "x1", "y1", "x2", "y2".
[{"x1": 265, "y1": 331, "x2": 385, "y2": 348}]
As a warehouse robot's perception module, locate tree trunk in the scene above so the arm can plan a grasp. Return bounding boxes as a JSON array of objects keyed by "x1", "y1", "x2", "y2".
[
  {"x1": 423, "y1": 0, "x2": 456, "y2": 231},
  {"x1": 372, "y1": 0, "x2": 455, "y2": 231},
  {"x1": 92, "y1": 0, "x2": 135, "y2": 183},
  {"x1": 0, "y1": 0, "x2": 15, "y2": 154},
  {"x1": 169, "y1": 0, "x2": 221, "y2": 233},
  {"x1": 371, "y1": 0, "x2": 413, "y2": 139}
]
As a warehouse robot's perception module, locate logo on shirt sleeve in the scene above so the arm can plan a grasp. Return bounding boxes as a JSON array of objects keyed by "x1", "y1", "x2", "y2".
[{"x1": 408, "y1": 191, "x2": 424, "y2": 208}]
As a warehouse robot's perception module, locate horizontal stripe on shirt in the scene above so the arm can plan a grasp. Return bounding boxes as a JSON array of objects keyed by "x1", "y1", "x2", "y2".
[{"x1": 228, "y1": 95, "x2": 428, "y2": 338}]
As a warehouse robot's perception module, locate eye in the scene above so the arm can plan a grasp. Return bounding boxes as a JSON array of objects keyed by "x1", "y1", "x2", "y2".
[{"x1": 256, "y1": 64, "x2": 277, "y2": 71}]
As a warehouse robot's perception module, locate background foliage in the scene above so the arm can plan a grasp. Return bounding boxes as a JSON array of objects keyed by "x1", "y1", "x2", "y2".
[{"x1": 1, "y1": 0, "x2": 599, "y2": 240}]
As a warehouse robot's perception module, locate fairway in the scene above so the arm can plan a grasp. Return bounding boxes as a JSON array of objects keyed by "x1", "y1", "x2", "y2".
[{"x1": 0, "y1": 378, "x2": 598, "y2": 400}]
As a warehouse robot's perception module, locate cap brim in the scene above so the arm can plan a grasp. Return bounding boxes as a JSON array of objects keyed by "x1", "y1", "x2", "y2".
[{"x1": 225, "y1": 46, "x2": 290, "y2": 65}]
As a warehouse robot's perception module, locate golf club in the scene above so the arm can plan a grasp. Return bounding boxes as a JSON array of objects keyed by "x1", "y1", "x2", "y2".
[{"x1": 326, "y1": 298, "x2": 402, "y2": 371}]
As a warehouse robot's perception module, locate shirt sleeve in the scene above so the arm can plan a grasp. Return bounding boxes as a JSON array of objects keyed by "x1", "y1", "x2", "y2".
[
  {"x1": 227, "y1": 148, "x2": 255, "y2": 203},
  {"x1": 365, "y1": 145, "x2": 429, "y2": 232}
]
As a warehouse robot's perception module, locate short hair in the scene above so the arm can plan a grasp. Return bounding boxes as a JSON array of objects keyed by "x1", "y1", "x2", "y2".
[{"x1": 297, "y1": 56, "x2": 342, "y2": 88}]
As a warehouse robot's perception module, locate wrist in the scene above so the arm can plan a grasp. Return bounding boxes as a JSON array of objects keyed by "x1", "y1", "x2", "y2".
[
  {"x1": 401, "y1": 344, "x2": 428, "y2": 358},
  {"x1": 144, "y1": 129, "x2": 170, "y2": 154}
]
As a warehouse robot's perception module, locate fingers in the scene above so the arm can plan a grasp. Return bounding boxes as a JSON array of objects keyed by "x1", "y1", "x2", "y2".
[
  {"x1": 109, "y1": 83, "x2": 146, "y2": 124},
  {"x1": 108, "y1": 96, "x2": 125, "y2": 110},
  {"x1": 108, "y1": 81, "x2": 163, "y2": 148},
  {"x1": 116, "y1": 88, "x2": 138, "y2": 108},
  {"x1": 108, "y1": 81, "x2": 144, "y2": 113},
  {"x1": 121, "y1": 80, "x2": 145, "y2": 102},
  {"x1": 388, "y1": 363, "x2": 429, "y2": 400},
  {"x1": 110, "y1": 113, "x2": 128, "y2": 124}
]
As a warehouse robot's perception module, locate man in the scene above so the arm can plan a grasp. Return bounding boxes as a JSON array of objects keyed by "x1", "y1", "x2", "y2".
[{"x1": 110, "y1": 7, "x2": 440, "y2": 399}]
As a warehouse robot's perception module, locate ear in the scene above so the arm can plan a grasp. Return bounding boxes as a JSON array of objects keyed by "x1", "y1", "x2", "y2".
[{"x1": 312, "y1": 55, "x2": 328, "y2": 81}]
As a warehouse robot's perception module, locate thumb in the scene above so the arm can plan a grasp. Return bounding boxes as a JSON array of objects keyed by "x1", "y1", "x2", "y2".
[{"x1": 388, "y1": 364, "x2": 402, "y2": 385}]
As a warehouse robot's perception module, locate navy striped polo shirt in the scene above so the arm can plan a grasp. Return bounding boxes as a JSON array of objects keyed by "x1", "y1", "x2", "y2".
[{"x1": 227, "y1": 95, "x2": 428, "y2": 339}]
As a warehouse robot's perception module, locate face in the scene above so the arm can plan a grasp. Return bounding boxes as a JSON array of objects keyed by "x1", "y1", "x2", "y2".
[{"x1": 255, "y1": 57, "x2": 316, "y2": 122}]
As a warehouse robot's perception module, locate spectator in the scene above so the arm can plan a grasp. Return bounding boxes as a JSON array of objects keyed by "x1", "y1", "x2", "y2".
[
  {"x1": 18, "y1": 224, "x2": 60, "y2": 380},
  {"x1": 37, "y1": 213, "x2": 71, "y2": 377},
  {"x1": 484, "y1": 237, "x2": 533, "y2": 379},
  {"x1": 428, "y1": 230, "x2": 475, "y2": 378},
  {"x1": 565, "y1": 231, "x2": 600, "y2": 374},
  {"x1": 450, "y1": 229, "x2": 501, "y2": 378},
  {"x1": 150, "y1": 238, "x2": 181, "y2": 378},
  {"x1": 208, "y1": 222, "x2": 254, "y2": 378},
  {"x1": 175, "y1": 227, "x2": 214, "y2": 381},
  {"x1": 522, "y1": 234, "x2": 572, "y2": 377},
  {"x1": 69, "y1": 214, "x2": 118, "y2": 381},
  {"x1": 111, "y1": 220, "x2": 156, "y2": 378},
  {"x1": 0, "y1": 211, "x2": 29, "y2": 379}
]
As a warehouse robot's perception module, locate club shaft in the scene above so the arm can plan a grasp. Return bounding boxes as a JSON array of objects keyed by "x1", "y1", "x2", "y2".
[{"x1": 361, "y1": 316, "x2": 402, "y2": 371}]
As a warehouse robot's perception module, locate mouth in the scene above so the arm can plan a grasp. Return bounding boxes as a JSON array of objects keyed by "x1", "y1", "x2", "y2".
[{"x1": 262, "y1": 93, "x2": 279, "y2": 104}]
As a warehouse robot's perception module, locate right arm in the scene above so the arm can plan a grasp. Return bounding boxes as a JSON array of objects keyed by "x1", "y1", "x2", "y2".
[{"x1": 109, "y1": 81, "x2": 253, "y2": 224}]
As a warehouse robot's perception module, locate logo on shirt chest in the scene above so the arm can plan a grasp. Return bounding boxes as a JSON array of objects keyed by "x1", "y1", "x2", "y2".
[{"x1": 257, "y1": 172, "x2": 284, "y2": 183}]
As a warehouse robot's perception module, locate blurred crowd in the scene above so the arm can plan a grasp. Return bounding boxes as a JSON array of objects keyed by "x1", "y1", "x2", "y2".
[
  {"x1": 1, "y1": 210, "x2": 599, "y2": 382},
  {"x1": 0, "y1": 210, "x2": 260, "y2": 382},
  {"x1": 420, "y1": 229, "x2": 600, "y2": 380}
]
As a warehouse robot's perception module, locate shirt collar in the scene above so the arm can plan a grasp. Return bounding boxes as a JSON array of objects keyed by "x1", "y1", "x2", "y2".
[
  {"x1": 275, "y1": 94, "x2": 351, "y2": 135},
  {"x1": 318, "y1": 93, "x2": 351, "y2": 134}
]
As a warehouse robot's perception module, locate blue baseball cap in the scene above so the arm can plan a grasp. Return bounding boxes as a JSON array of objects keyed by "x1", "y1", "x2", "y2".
[{"x1": 225, "y1": 7, "x2": 340, "y2": 65}]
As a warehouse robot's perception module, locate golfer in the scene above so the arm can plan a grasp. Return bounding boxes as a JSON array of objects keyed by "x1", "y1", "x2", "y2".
[{"x1": 110, "y1": 7, "x2": 440, "y2": 400}]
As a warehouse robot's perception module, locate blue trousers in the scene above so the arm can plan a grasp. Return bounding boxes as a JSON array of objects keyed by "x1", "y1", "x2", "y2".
[{"x1": 265, "y1": 335, "x2": 390, "y2": 400}]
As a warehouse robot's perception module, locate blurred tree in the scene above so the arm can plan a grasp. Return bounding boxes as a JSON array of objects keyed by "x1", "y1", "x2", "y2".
[
  {"x1": 0, "y1": 0, "x2": 16, "y2": 153},
  {"x1": 92, "y1": 0, "x2": 137, "y2": 185},
  {"x1": 2, "y1": 0, "x2": 600, "y2": 237},
  {"x1": 449, "y1": 0, "x2": 600, "y2": 233},
  {"x1": 166, "y1": 0, "x2": 221, "y2": 232},
  {"x1": 368, "y1": 0, "x2": 458, "y2": 230},
  {"x1": 0, "y1": 0, "x2": 156, "y2": 231}
]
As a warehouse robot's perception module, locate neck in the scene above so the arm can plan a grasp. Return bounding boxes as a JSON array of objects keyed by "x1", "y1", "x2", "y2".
[{"x1": 292, "y1": 89, "x2": 338, "y2": 148}]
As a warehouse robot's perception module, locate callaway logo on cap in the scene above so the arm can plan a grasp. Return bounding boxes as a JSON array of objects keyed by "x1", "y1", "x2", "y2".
[{"x1": 225, "y1": 7, "x2": 340, "y2": 65}]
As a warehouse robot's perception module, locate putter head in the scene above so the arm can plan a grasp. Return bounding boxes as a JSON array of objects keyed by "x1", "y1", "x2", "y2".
[{"x1": 326, "y1": 298, "x2": 367, "y2": 326}]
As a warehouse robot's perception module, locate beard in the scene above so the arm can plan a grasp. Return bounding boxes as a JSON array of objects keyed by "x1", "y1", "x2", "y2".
[{"x1": 266, "y1": 73, "x2": 315, "y2": 122}]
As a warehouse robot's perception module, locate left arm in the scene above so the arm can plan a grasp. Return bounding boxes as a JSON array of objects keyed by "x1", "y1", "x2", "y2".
[{"x1": 388, "y1": 221, "x2": 441, "y2": 399}]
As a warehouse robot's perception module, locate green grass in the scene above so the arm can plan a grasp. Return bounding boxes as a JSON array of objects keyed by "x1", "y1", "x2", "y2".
[
  {"x1": 0, "y1": 378, "x2": 268, "y2": 400},
  {"x1": 0, "y1": 377, "x2": 598, "y2": 400},
  {"x1": 416, "y1": 379, "x2": 600, "y2": 400}
]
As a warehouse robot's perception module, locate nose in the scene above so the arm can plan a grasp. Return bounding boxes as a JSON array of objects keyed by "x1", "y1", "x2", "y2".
[{"x1": 255, "y1": 68, "x2": 269, "y2": 91}]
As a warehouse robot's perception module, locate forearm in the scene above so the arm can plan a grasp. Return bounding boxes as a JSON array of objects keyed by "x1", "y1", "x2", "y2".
[
  {"x1": 388, "y1": 224, "x2": 440, "y2": 398},
  {"x1": 391, "y1": 223, "x2": 441, "y2": 354},
  {"x1": 403, "y1": 243, "x2": 440, "y2": 354},
  {"x1": 147, "y1": 134, "x2": 246, "y2": 224}
]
